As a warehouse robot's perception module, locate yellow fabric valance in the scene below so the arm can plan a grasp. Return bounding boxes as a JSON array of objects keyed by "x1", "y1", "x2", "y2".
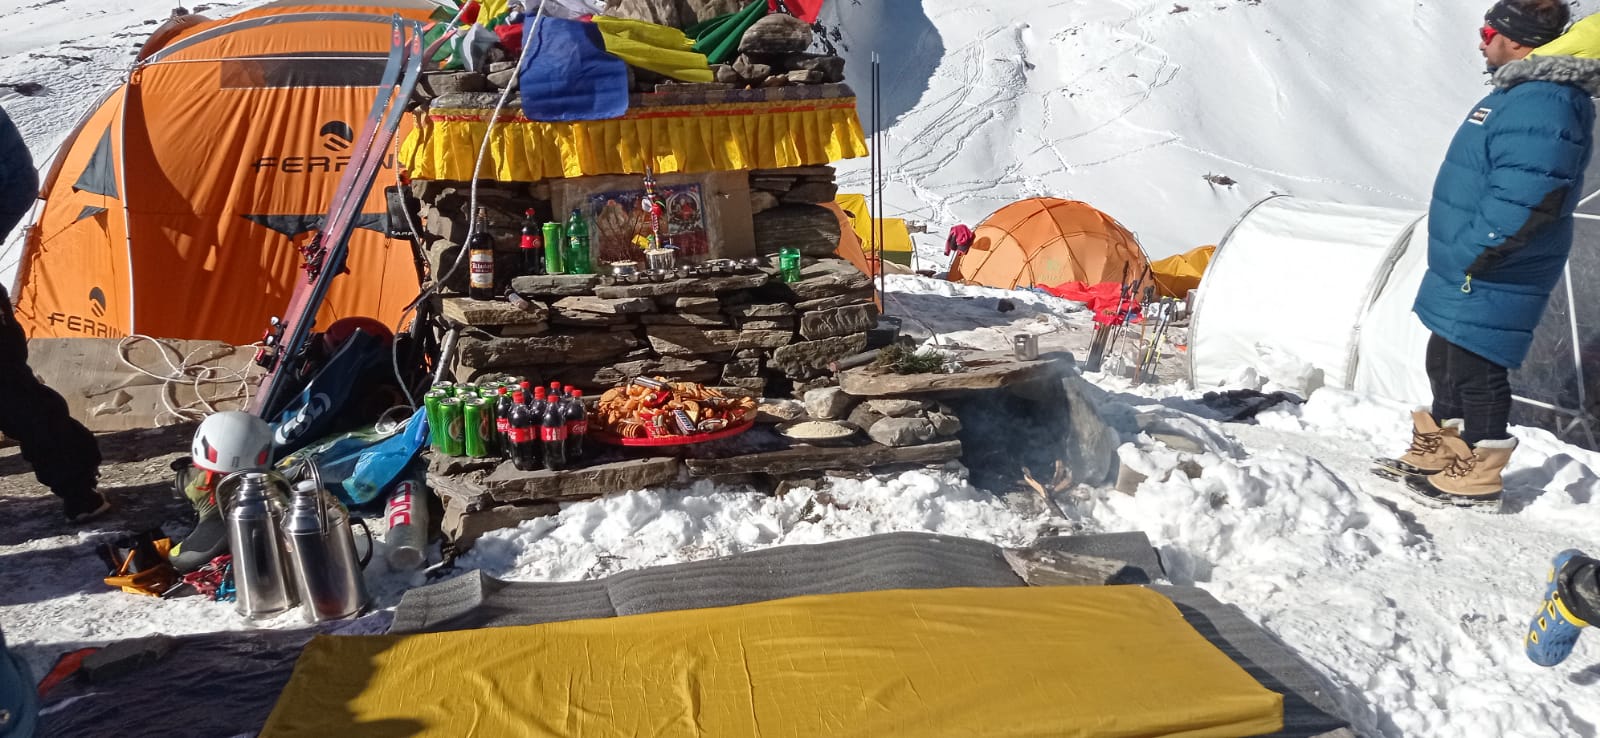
[{"x1": 399, "y1": 96, "x2": 869, "y2": 181}]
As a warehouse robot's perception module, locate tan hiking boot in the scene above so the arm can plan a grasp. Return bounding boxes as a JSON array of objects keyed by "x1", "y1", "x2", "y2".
[
  {"x1": 1377, "y1": 409, "x2": 1464, "y2": 476},
  {"x1": 1407, "y1": 435, "x2": 1516, "y2": 510}
]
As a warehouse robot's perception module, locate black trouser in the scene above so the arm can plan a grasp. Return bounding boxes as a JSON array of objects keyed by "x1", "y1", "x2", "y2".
[
  {"x1": 1426, "y1": 333, "x2": 1512, "y2": 447},
  {"x1": 0, "y1": 284, "x2": 102, "y2": 502}
]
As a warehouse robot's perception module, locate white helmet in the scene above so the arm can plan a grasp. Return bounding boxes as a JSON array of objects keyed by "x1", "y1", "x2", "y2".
[{"x1": 191, "y1": 411, "x2": 275, "y2": 474}]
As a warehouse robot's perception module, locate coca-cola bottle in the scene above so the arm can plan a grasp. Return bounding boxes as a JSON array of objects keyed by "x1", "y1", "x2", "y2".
[
  {"x1": 541, "y1": 396, "x2": 569, "y2": 471},
  {"x1": 563, "y1": 388, "x2": 587, "y2": 461},
  {"x1": 494, "y1": 387, "x2": 515, "y2": 457},
  {"x1": 509, "y1": 390, "x2": 542, "y2": 471},
  {"x1": 530, "y1": 386, "x2": 548, "y2": 419},
  {"x1": 519, "y1": 208, "x2": 544, "y2": 276}
]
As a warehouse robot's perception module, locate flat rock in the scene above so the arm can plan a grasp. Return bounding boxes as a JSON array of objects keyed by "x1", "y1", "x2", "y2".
[
  {"x1": 721, "y1": 376, "x2": 768, "y2": 394},
  {"x1": 723, "y1": 302, "x2": 794, "y2": 319},
  {"x1": 511, "y1": 274, "x2": 600, "y2": 298},
  {"x1": 784, "y1": 68, "x2": 825, "y2": 85},
  {"x1": 722, "y1": 358, "x2": 763, "y2": 379},
  {"x1": 647, "y1": 326, "x2": 793, "y2": 356},
  {"x1": 867, "y1": 417, "x2": 937, "y2": 447},
  {"x1": 928, "y1": 411, "x2": 963, "y2": 436},
  {"x1": 866, "y1": 399, "x2": 927, "y2": 418},
  {"x1": 750, "y1": 190, "x2": 780, "y2": 214},
  {"x1": 645, "y1": 356, "x2": 720, "y2": 383},
  {"x1": 784, "y1": 258, "x2": 873, "y2": 300},
  {"x1": 459, "y1": 332, "x2": 639, "y2": 368},
  {"x1": 739, "y1": 13, "x2": 813, "y2": 54},
  {"x1": 685, "y1": 439, "x2": 961, "y2": 477},
  {"x1": 499, "y1": 323, "x2": 550, "y2": 337},
  {"x1": 840, "y1": 351, "x2": 1075, "y2": 397},
  {"x1": 752, "y1": 205, "x2": 841, "y2": 258},
  {"x1": 481, "y1": 456, "x2": 682, "y2": 503},
  {"x1": 795, "y1": 288, "x2": 875, "y2": 312},
  {"x1": 738, "y1": 318, "x2": 794, "y2": 331},
  {"x1": 784, "y1": 54, "x2": 846, "y2": 83},
  {"x1": 804, "y1": 387, "x2": 856, "y2": 420},
  {"x1": 770, "y1": 333, "x2": 867, "y2": 378},
  {"x1": 663, "y1": 296, "x2": 721, "y2": 312},
  {"x1": 553, "y1": 295, "x2": 655, "y2": 315},
  {"x1": 800, "y1": 303, "x2": 878, "y2": 340},
  {"x1": 594, "y1": 273, "x2": 768, "y2": 299},
  {"x1": 846, "y1": 402, "x2": 884, "y2": 432},
  {"x1": 638, "y1": 312, "x2": 730, "y2": 327},
  {"x1": 441, "y1": 297, "x2": 548, "y2": 327}
]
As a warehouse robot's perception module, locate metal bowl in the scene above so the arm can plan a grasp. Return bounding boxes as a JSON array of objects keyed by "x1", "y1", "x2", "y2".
[{"x1": 611, "y1": 260, "x2": 638, "y2": 278}]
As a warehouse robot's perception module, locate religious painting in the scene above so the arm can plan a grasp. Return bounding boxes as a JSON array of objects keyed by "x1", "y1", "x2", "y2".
[{"x1": 586, "y1": 183, "x2": 709, "y2": 265}]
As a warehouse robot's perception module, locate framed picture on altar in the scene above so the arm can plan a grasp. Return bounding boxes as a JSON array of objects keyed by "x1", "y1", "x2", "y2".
[{"x1": 585, "y1": 183, "x2": 710, "y2": 265}]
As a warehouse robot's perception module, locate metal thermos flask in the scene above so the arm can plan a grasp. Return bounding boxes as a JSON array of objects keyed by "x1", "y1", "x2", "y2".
[
  {"x1": 222, "y1": 471, "x2": 298, "y2": 619},
  {"x1": 282, "y1": 479, "x2": 371, "y2": 622}
]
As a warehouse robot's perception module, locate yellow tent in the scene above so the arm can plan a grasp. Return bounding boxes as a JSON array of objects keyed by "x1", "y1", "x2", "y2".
[
  {"x1": 835, "y1": 193, "x2": 914, "y2": 265},
  {"x1": 1150, "y1": 244, "x2": 1215, "y2": 299}
]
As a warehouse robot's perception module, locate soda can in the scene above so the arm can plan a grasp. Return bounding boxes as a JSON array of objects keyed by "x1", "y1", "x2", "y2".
[
  {"x1": 423, "y1": 389, "x2": 449, "y2": 448},
  {"x1": 542, "y1": 222, "x2": 565, "y2": 275},
  {"x1": 456, "y1": 382, "x2": 479, "y2": 399},
  {"x1": 477, "y1": 381, "x2": 504, "y2": 400},
  {"x1": 384, "y1": 474, "x2": 430, "y2": 571},
  {"x1": 437, "y1": 397, "x2": 465, "y2": 456},
  {"x1": 463, "y1": 397, "x2": 491, "y2": 458},
  {"x1": 433, "y1": 380, "x2": 456, "y2": 393}
]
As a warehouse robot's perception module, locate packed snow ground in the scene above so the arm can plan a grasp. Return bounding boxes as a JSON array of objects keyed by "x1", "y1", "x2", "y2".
[
  {"x1": 4, "y1": 0, "x2": 1600, "y2": 736},
  {"x1": 6, "y1": 274, "x2": 1600, "y2": 738}
]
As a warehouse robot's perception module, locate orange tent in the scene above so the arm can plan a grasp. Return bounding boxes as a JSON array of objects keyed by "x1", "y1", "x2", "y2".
[
  {"x1": 948, "y1": 198, "x2": 1149, "y2": 290},
  {"x1": 1150, "y1": 244, "x2": 1215, "y2": 299},
  {"x1": 13, "y1": 0, "x2": 433, "y2": 343}
]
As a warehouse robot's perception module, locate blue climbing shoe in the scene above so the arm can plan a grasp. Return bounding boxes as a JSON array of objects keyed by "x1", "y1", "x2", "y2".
[{"x1": 1526, "y1": 549, "x2": 1591, "y2": 667}]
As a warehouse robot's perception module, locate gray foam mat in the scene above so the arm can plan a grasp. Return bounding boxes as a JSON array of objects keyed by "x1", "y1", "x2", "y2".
[{"x1": 35, "y1": 531, "x2": 1350, "y2": 738}]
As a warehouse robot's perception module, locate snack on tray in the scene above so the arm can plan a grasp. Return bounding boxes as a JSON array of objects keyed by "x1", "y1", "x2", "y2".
[{"x1": 593, "y1": 377, "x2": 757, "y2": 439}]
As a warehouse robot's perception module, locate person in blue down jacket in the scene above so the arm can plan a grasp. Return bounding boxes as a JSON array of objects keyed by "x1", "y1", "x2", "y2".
[{"x1": 1383, "y1": 0, "x2": 1600, "y2": 511}]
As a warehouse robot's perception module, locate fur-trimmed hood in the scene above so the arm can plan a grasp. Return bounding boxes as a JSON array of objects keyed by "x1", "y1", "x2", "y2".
[{"x1": 1493, "y1": 54, "x2": 1600, "y2": 97}]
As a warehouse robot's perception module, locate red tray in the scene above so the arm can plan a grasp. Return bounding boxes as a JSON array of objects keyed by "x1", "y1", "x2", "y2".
[{"x1": 589, "y1": 420, "x2": 754, "y2": 447}]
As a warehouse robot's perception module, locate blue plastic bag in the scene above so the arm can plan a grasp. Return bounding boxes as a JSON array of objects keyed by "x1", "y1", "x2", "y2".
[{"x1": 276, "y1": 407, "x2": 430, "y2": 508}]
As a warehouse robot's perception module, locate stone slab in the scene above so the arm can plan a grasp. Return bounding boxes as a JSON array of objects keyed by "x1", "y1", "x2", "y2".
[
  {"x1": 684, "y1": 439, "x2": 961, "y2": 477},
  {"x1": 839, "y1": 351, "x2": 1076, "y2": 397},
  {"x1": 795, "y1": 288, "x2": 875, "y2": 312},
  {"x1": 458, "y1": 332, "x2": 639, "y2": 368},
  {"x1": 441, "y1": 297, "x2": 549, "y2": 326},
  {"x1": 799, "y1": 303, "x2": 878, "y2": 340},
  {"x1": 553, "y1": 295, "x2": 656, "y2": 315},
  {"x1": 638, "y1": 312, "x2": 731, "y2": 327},
  {"x1": 510, "y1": 274, "x2": 600, "y2": 297},
  {"x1": 594, "y1": 272, "x2": 769, "y2": 299},
  {"x1": 769, "y1": 333, "x2": 866, "y2": 377},
  {"x1": 481, "y1": 456, "x2": 682, "y2": 503}
]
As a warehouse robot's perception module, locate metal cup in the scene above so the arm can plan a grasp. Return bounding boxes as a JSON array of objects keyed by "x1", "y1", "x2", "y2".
[
  {"x1": 645, "y1": 249, "x2": 675, "y2": 272},
  {"x1": 1013, "y1": 333, "x2": 1039, "y2": 361}
]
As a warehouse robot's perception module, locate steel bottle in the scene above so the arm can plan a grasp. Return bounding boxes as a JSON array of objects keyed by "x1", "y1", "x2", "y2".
[
  {"x1": 221, "y1": 470, "x2": 297, "y2": 619},
  {"x1": 281, "y1": 475, "x2": 371, "y2": 622}
]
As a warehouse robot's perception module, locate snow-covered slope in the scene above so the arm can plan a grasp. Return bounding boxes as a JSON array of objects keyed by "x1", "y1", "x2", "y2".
[{"x1": 825, "y1": 0, "x2": 1600, "y2": 262}]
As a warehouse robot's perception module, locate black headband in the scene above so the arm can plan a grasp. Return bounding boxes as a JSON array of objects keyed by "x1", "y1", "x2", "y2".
[{"x1": 1485, "y1": 0, "x2": 1567, "y2": 47}]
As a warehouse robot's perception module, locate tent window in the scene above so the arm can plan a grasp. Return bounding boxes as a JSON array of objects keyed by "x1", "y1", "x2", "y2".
[
  {"x1": 220, "y1": 54, "x2": 389, "y2": 89},
  {"x1": 72, "y1": 128, "x2": 118, "y2": 198},
  {"x1": 74, "y1": 205, "x2": 108, "y2": 222}
]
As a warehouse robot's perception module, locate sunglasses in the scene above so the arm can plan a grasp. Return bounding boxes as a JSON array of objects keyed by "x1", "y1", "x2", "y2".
[{"x1": 1481, "y1": 24, "x2": 1499, "y2": 44}]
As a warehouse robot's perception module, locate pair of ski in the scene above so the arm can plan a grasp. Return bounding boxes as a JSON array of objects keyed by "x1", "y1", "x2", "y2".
[
  {"x1": 1369, "y1": 458, "x2": 1502, "y2": 512},
  {"x1": 251, "y1": 16, "x2": 426, "y2": 420}
]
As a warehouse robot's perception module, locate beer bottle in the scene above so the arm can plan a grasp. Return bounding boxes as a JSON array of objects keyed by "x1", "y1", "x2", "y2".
[
  {"x1": 519, "y1": 208, "x2": 544, "y2": 276},
  {"x1": 468, "y1": 207, "x2": 496, "y2": 300}
]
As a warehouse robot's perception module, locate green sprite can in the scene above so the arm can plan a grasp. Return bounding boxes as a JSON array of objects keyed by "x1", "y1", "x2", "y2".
[
  {"x1": 463, "y1": 397, "x2": 491, "y2": 458},
  {"x1": 437, "y1": 397, "x2": 465, "y2": 456},
  {"x1": 478, "y1": 381, "x2": 504, "y2": 401},
  {"x1": 423, "y1": 388, "x2": 450, "y2": 449},
  {"x1": 456, "y1": 382, "x2": 479, "y2": 399},
  {"x1": 543, "y1": 222, "x2": 565, "y2": 275}
]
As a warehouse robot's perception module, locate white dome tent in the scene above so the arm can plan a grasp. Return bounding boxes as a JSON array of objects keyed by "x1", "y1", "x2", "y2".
[{"x1": 1189, "y1": 194, "x2": 1600, "y2": 449}]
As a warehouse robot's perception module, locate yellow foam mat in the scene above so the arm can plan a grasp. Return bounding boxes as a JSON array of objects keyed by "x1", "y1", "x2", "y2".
[{"x1": 263, "y1": 586, "x2": 1283, "y2": 737}]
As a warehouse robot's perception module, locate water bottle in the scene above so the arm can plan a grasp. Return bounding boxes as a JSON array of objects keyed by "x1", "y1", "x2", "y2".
[{"x1": 222, "y1": 471, "x2": 297, "y2": 619}]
